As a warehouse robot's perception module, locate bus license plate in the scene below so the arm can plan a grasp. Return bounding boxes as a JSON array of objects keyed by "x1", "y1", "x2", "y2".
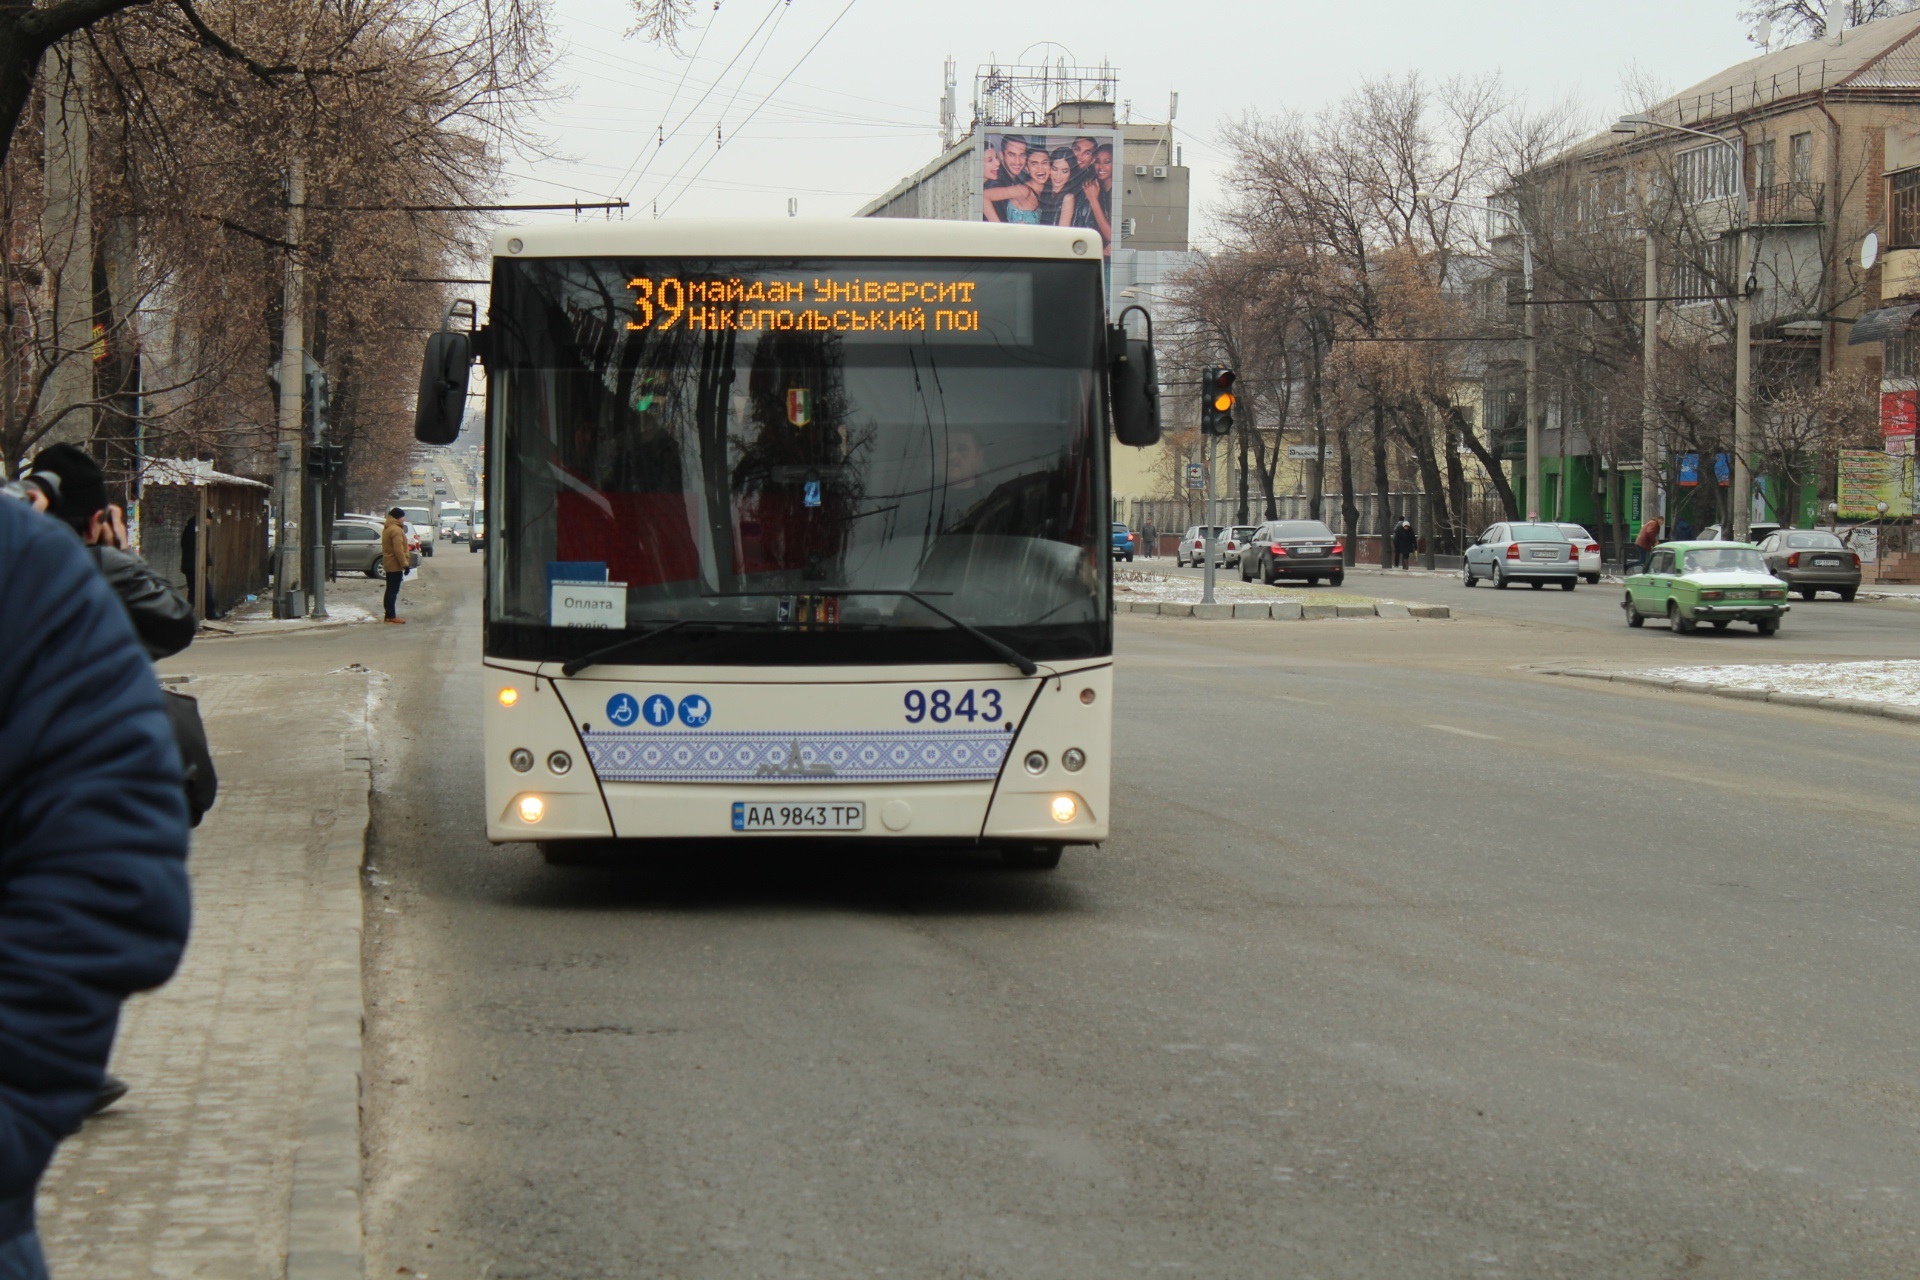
[{"x1": 731, "y1": 801, "x2": 866, "y2": 832}]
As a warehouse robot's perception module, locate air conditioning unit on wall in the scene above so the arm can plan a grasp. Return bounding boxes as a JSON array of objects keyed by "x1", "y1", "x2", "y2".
[
  {"x1": 1153, "y1": 166, "x2": 1168, "y2": 179},
  {"x1": 1134, "y1": 165, "x2": 1148, "y2": 176}
]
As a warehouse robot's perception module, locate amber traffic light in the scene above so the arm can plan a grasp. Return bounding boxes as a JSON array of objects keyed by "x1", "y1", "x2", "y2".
[{"x1": 1201, "y1": 366, "x2": 1237, "y2": 436}]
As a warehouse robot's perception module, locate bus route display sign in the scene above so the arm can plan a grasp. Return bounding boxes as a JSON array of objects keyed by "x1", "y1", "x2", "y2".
[{"x1": 627, "y1": 274, "x2": 995, "y2": 335}]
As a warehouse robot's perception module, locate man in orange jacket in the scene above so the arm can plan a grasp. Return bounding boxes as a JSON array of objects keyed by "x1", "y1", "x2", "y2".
[{"x1": 381, "y1": 508, "x2": 409, "y2": 624}]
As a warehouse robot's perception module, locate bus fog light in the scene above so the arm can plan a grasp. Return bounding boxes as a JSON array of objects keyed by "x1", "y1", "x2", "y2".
[
  {"x1": 509, "y1": 748, "x2": 534, "y2": 773},
  {"x1": 517, "y1": 794, "x2": 546, "y2": 824},
  {"x1": 1024, "y1": 751, "x2": 1048, "y2": 774},
  {"x1": 547, "y1": 751, "x2": 573, "y2": 775},
  {"x1": 1050, "y1": 794, "x2": 1078, "y2": 823},
  {"x1": 498, "y1": 686, "x2": 520, "y2": 707},
  {"x1": 1062, "y1": 748, "x2": 1086, "y2": 772}
]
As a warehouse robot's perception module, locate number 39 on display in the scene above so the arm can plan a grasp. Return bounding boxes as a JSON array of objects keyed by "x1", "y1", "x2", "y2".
[{"x1": 903, "y1": 688, "x2": 1003, "y2": 724}]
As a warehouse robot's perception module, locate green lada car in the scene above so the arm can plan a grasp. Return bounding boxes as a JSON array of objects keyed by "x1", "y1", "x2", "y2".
[{"x1": 1623, "y1": 541, "x2": 1791, "y2": 635}]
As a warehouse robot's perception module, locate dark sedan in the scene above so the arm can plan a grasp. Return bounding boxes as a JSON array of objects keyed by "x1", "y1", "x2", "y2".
[
  {"x1": 1239, "y1": 519, "x2": 1345, "y2": 586},
  {"x1": 1754, "y1": 528, "x2": 1860, "y2": 601}
]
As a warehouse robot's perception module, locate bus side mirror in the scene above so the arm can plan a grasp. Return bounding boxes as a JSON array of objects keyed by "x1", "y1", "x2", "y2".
[
  {"x1": 415, "y1": 329, "x2": 471, "y2": 445},
  {"x1": 1109, "y1": 323, "x2": 1161, "y2": 447}
]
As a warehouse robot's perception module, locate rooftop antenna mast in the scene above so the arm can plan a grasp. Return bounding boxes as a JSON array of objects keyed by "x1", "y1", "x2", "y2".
[{"x1": 940, "y1": 55, "x2": 959, "y2": 149}]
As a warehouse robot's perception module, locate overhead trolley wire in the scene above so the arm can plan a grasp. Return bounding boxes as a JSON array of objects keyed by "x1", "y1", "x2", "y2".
[
  {"x1": 618, "y1": 0, "x2": 788, "y2": 204},
  {"x1": 652, "y1": 0, "x2": 860, "y2": 218},
  {"x1": 601, "y1": 1, "x2": 721, "y2": 200}
]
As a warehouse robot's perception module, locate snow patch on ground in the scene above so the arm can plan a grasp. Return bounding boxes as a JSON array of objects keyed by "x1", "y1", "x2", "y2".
[
  {"x1": 1629, "y1": 660, "x2": 1920, "y2": 707},
  {"x1": 1114, "y1": 569, "x2": 1381, "y2": 608}
]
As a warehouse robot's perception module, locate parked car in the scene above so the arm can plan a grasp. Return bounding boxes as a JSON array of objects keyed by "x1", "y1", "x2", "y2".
[
  {"x1": 1556, "y1": 523, "x2": 1603, "y2": 584},
  {"x1": 1111, "y1": 522, "x2": 1137, "y2": 561},
  {"x1": 1754, "y1": 528, "x2": 1860, "y2": 601},
  {"x1": 1622, "y1": 542, "x2": 1790, "y2": 634},
  {"x1": 1239, "y1": 519, "x2": 1345, "y2": 586},
  {"x1": 1175, "y1": 525, "x2": 1226, "y2": 568},
  {"x1": 1696, "y1": 521, "x2": 1781, "y2": 545},
  {"x1": 329, "y1": 518, "x2": 387, "y2": 578},
  {"x1": 397, "y1": 504, "x2": 437, "y2": 556},
  {"x1": 1214, "y1": 525, "x2": 1259, "y2": 568},
  {"x1": 1463, "y1": 521, "x2": 1581, "y2": 589}
]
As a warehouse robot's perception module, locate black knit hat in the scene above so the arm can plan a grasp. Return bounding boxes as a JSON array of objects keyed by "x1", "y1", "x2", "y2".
[
  {"x1": 25, "y1": 443, "x2": 107, "y2": 532},
  {"x1": 388, "y1": 507, "x2": 405, "y2": 518}
]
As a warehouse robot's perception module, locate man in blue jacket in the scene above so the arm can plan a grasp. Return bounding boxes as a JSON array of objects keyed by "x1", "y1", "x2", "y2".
[{"x1": 0, "y1": 497, "x2": 191, "y2": 1278}]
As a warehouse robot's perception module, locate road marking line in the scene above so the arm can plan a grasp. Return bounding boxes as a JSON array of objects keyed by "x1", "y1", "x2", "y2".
[{"x1": 1424, "y1": 724, "x2": 1500, "y2": 740}]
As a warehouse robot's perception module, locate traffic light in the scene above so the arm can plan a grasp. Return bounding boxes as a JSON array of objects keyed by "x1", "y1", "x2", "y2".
[
  {"x1": 305, "y1": 443, "x2": 347, "y2": 482},
  {"x1": 1200, "y1": 366, "x2": 1236, "y2": 436}
]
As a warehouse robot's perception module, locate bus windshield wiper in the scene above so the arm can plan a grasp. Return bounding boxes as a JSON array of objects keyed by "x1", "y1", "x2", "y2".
[
  {"x1": 560, "y1": 620, "x2": 690, "y2": 676},
  {"x1": 695, "y1": 588, "x2": 1039, "y2": 676}
]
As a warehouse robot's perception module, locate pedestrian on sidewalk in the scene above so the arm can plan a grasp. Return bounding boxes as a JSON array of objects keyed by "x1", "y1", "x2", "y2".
[
  {"x1": 1141, "y1": 519, "x2": 1157, "y2": 558},
  {"x1": 382, "y1": 508, "x2": 410, "y2": 624},
  {"x1": 1631, "y1": 515, "x2": 1663, "y2": 570},
  {"x1": 0, "y1": 497, "x2": 192, "y2": 1280},
  {"x1": 1391, "y1": 518, "x2": 1417, "y2": 571}
]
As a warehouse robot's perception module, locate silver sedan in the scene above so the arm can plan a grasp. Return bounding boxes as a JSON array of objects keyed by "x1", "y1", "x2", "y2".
[{"x1": 1463, "y1": 521, "x2": 1581, "y2": 590}]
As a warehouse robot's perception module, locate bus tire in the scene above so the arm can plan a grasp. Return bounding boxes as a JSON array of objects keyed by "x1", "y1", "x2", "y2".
[{"x1": 1000, "y1": 843, "x2": 1063, "y2": 871}]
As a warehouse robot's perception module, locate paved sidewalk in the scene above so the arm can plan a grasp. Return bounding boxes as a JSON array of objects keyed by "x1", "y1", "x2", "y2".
[{"x1": 35, "y1": 667, "x2": 372, "y2": 1280}]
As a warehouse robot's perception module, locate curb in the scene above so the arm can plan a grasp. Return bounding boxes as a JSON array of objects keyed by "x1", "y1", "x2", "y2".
[
  {"x1": 284, "y1": 690, "x2": 371, "y2": 1280},
  {"x1": 1122, "y1": 599, "x2": 1449, "y2": 621},
  {"x1": 1544, "y1": 667, "x2": 1920, "y2": 724}
]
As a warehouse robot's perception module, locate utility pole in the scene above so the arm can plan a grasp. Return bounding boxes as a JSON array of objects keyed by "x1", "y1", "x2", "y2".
[
  {"x1": 1202, "y1": 435, "x2": 1217, "y2": 605},
  {"x1": 1522, "y1": 238, "x2": 1540, "y2": 521},
  {"x1": 1731, "y1": 229, "x2": 1755, "y2": 540},
  {"x1": 307, "y1": 364, "x2": 329, "y2": 619},
  {"x1": 1642, "y1": 230, "x2": 1660, "y2": 532},
  {"x1": 274, "y1": 155, "x2": 306, "y2": 617}
]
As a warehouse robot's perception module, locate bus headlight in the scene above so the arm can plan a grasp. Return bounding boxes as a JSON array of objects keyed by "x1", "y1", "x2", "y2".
[
  {"x1": 1024, "y1": 751, "x2": 1048, "y2": 774},
  {"x1": 509, "y1": 748, "x2": 534, "y2": 773},
  {"x1": 517, "y1": 794, "x2": 546, "y2": 824},
  {"x1": 498, "y1": 687, "x2": 520, "y2": 707},
  {"x1": 1062, "y1": 748, "x2": 1086, "y2": 772},
  {"x1": 548, "y1": 751, "x2": 573, "y2": 775},
  {"x1": 1050, "y1": 795, "x2": 1078, "y2": 824}
]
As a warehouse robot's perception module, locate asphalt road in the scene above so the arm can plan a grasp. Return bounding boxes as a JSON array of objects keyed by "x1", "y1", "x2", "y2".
[
  {"x1": 360, "y1": 554, "x2": 1920, "y2": 1277},
  {"x1": 1144, "y1": 556, "x2": 1920, "y2": 658}
]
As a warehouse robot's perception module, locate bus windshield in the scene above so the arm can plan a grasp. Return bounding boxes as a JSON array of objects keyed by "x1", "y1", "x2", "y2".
[{"x1": 487, "y1": 255, "x2": 1108, "y2": 666}]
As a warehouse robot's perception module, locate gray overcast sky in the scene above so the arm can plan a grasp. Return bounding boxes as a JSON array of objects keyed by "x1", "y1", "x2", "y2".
[{"x1": 503, "y1": 0, "x2": 1761, "y2": 239}]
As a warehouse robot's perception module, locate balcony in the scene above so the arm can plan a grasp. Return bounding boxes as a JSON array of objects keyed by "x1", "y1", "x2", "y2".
[{"x1": 1750, "y1": 181, "x2": 1825, "y2": 226}]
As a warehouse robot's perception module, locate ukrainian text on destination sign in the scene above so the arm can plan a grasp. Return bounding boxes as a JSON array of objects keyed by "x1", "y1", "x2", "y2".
[{"x1": 627, "y1": 276, "x2": 983, "y2": 334}]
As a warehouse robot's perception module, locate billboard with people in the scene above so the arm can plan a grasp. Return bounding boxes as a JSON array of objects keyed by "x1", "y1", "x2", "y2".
[{"x1": 976, "y1": 128, "x2": 1121, "y2": 260}]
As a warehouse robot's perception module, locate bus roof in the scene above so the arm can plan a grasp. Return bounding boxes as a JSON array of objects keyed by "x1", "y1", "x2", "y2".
[{"x1": 490, "y1": 219, "x2": 1096, "y2": 264}]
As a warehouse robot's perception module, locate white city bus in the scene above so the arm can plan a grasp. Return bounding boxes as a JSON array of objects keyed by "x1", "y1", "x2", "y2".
[{"x1": 414, "y1": 219, "x2": 1161, "y2": 869}]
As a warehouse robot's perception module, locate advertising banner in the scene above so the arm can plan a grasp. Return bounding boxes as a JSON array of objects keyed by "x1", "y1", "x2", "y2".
[
  {"x1": 976, "y1": 128, "x2": 1121, "y2": 261},
  {"x1": 1837, "y1": 448, "x2": 1913, "y2": 519},
  {"x1": 1883, "y1": 389, "x2": 1918, "y2": 441}
]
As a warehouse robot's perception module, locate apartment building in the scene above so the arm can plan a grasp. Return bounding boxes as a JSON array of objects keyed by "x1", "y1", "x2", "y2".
[{"x1": 1500, "y1": 11, "x2": 1920, "y2": 534}]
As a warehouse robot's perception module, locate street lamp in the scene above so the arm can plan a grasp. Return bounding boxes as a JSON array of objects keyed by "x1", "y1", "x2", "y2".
[
  {"x1": 1614, "y1": 114, "x2": 1756, "y2": 543},
  {"x1": 1418, "y1": 190, "x2": 1541, "y2": 523}
]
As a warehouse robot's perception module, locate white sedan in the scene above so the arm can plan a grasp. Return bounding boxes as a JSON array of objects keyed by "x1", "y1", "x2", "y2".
[{"x1": 1558, "y1": 523, "x2": 1603, "y2": 584}]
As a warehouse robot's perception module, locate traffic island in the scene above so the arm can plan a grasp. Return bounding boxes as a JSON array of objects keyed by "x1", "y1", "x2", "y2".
[
  {"x1": 1545, "y1": 662, "x2": 1920, "y2": 723},
  {"x1": 1123, "y1": 599, "x2": 1449, "y2": 621}
]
